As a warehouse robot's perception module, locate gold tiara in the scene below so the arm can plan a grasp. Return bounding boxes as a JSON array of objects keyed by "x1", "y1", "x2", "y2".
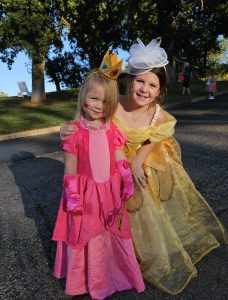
[{"x1": 98, "y1": 49, "x2": 123, "y2": 80}]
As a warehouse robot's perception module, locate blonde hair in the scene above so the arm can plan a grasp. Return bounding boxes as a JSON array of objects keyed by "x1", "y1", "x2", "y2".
[{"x1": 75, "y1": 70, "x2": 119, "y2": 121}]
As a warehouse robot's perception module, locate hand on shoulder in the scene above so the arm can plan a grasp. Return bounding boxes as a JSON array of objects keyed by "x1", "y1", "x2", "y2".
[{"x1": 60, "y1": 121, "x2": 78, "y2": 140}]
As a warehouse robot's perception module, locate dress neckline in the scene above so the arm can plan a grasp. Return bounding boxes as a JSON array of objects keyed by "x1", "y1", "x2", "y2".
[
  {"x1": 80, "y1": 117, "x2": 110, "y2": 134},
  {"x1": 114, "y1": 103, "x2": 161, "y2": 130},
  {"x1": 150, "y1": 104, "x2": 160, "y2": 125}
]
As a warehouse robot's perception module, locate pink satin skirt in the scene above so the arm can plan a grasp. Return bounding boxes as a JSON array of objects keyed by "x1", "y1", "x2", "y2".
[{"x1": 53, "y1": 230, "x2": 145, "y2": 299}]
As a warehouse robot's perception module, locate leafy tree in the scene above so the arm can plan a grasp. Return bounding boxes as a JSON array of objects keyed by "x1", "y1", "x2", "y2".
[
  {"x1": 45, "y1": 50, "x2": 89, "y2": 90},
  {"x1": 1, "y1": 0, "x2": 226, "y2": 100},
  {"x1": 58, "y1": 0, "x2": 128, "y2": 68},
  {"x1": 122, "y1": 0, "x2": 228, "y2": 78},
  {"x1": 0, "y1": 0, "x2": 64, "y2": 102},
  {"x1": 172, "y1": 0, "x2": 228, "y2": 76},
  {"x1": 206, "y1": 37, "x2": 228, "y2": 78},
  {"x1": 120, "y1": 0, "x2": 183, "y2": 80}
]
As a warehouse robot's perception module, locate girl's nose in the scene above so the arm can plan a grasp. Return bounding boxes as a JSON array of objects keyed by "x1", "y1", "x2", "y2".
[
  {"x1": 95, "y1": 102, "x2": 103, "y2": 110},
  {"x1": 140, "y1": 84, "x2": 147, "y2": 93}
]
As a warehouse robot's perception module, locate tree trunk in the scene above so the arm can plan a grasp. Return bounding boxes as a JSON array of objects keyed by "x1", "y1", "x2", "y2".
[
  {"x1": 31, "y1": 60, "x2": 46, "y2": 103},
  {"x1": 54, "y1": 79, "x2": 61, "y2": 91}
]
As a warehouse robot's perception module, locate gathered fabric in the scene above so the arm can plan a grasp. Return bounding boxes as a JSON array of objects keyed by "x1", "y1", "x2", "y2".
[
  {"x1": 52, "y1": 120, "x2": 145, "y2": 298},
  {"x1": 113, "y1": 107, "x2": 228, "y2": 294},
  {"x1": 54, "y1": 231, "x2": 145, "y2": 299}
]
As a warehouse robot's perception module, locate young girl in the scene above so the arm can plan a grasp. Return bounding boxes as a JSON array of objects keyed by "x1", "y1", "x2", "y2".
[
  {"x1": 60, "y1": 38, "x2": 228, "y2": 295},
  {"x1": 52, "y1": 50, "x2": 145, "y2": 299},
  {"x1": 207, "y1": 75, "x2": 217, "y2": 100}
]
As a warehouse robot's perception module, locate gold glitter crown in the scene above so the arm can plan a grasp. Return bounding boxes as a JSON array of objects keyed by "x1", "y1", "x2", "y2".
[{"x1": 98, "y1": 49, "x2": 123, "y2": 80}]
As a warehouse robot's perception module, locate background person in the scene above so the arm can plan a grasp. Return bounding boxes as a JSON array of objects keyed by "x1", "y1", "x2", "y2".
[
  {"x1": 182, "y1": 62, "x2": 191, "y2": 95},
  {"x1": 207, "y1": 75, "x2": 217, "y2": 100}
]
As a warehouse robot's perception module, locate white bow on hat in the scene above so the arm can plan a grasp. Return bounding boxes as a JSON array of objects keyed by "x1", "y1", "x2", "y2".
[{"x1": 127, "y1": 38, "x2": 169, "y2": 75}]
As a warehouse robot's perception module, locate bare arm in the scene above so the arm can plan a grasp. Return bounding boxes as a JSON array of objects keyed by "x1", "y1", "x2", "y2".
[
  {"x1": 64, "y1": 151, "x2": 77, "y2": 174},
  {"x1": 131, "y1": 109, "x2": 165, "y2": 189},
  {"x1": 114, "y1": 149, "x2": 127, "y2": 161},
  {"x1": 131, "y1": 143, "x2": 155, "y2": 189}
]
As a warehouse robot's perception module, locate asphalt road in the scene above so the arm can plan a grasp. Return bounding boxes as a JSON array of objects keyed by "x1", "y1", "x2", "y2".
[{"x1": 0, "y1": 94, "x2": 228, "y2": 300}]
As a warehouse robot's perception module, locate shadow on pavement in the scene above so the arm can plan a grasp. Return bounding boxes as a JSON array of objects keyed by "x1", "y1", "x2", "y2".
[
  {"x1": 10, "y1": 151, "x2": 36, "y2": 162},
  {"x1": 9, "y1": 153, "x2": 64, "y2": 271}
]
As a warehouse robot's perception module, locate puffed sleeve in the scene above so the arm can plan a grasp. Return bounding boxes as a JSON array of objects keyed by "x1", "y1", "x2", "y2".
[
  {"x1": 61, "y1": 121, "x2": 81, "y2": 156},
  {"x1": 113, "y1": 123, "x2": 128, "y2": 150},
  {"x1": 147, "y1": 112, "x2": 176, "y2": 143}
]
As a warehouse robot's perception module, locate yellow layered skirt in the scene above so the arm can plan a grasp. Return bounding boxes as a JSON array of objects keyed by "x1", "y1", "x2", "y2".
[{"x1": 113, "y1": 111, "x2": 228, "y2": 294}]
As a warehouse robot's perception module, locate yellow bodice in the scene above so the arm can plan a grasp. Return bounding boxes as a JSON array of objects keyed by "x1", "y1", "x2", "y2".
[{"x1": 113, "y1": 109, "x2": 227, "y2": 294}]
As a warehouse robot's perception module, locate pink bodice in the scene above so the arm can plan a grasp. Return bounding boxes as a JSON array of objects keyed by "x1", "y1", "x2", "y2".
[{"x1": 52, "y1": 120, "x2": 132, "y2": 248}]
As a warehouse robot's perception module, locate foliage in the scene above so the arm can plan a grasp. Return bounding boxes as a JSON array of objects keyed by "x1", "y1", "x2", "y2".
[
  {"x1": 0, "y1": 0, "x2": 227, "y2": 98},
  {"x1": 60, "y1": 0, "x2": 227, "y2": 78},
  {"x1": 206, "y1": 37, "x2": 228, "y2": 77},
  {"x1": 0, "y1": 0, "x2": 65, "y2": 102},
  {"x1": 59, "y1": 0, "x2": 128, "y2": 67},
  {"x1": 45, "y1": 50, "x2": 89, "y2": 90},
  {"x1": 172, "y1": 0, "x2": 228, "y2": 75},
  {"x1": 0, "y1": 91, "x2": 8, "y2": 97},
  {"x1": 0, "y1": 0, "x2": 64, "y2": 64}
]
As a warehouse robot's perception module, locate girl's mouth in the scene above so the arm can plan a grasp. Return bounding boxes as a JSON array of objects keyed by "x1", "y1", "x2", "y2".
[{"x1": 136, "y1": 93, "x2": 147, "y2": 99}]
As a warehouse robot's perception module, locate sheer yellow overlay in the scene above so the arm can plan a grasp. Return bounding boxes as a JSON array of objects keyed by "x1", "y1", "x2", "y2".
[{"x1": 113, "y1": 108, "x2": 228, "y2": 294}]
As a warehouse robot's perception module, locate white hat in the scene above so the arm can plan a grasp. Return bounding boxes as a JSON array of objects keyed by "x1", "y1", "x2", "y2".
[{"x1": 127, "y1": 38, "x2": 169, "y2": 75}]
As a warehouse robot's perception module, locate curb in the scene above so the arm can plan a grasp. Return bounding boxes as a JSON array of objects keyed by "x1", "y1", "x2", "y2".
[
  {"x1": 0, "y1": 91, "x2": 227, "y2": 142},
  {"x1": 0, "y1": 126, "x2": 61, "y2": 142},
  {"x1": 165, "y1": 90, "x2": 228, "y2": 109}
]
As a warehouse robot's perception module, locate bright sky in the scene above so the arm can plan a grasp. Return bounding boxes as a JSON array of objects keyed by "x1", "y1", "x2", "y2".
[
  {"x1": 0, "y1": 48, "x2": 129, "y2": 97},
  {"x1": 0, "y1": 52, "x2": 55, "y2": 96}
]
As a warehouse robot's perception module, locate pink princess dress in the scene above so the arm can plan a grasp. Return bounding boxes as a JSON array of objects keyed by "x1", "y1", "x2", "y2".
[{"x1": 52, "y1": 118, "x2": 145, "y2": 299}]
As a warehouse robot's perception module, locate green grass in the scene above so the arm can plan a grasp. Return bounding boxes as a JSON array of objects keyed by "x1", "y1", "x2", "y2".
[
  {"x1": 0, "y1": 90, "x2": 77, "y2": 135},
  {"x1": 1, "y1": 80, "x2": 228, "y2": 135}
]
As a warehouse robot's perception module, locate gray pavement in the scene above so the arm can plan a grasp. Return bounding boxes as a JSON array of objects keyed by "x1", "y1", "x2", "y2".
[
  {"x1": 0, "y1": 94, "x2": 228, "y2": 300},
  {"x1": 0, "y1": 133, "x2": 60, "y2": 163}
]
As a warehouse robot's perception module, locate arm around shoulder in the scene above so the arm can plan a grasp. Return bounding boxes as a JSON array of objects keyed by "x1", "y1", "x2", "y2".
[{"x1": 64, "y1": 151, "x2": 77, "y2": 174}]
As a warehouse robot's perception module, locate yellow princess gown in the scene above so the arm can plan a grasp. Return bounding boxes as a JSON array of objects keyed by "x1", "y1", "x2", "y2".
[{"x1": 113, "y1": 106, "x2": 228, "y2": 295}]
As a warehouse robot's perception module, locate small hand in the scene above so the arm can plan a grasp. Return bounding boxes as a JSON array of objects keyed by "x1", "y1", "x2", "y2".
[
  {"x1": 60, "y1": 124, "x2": 77, "y2": 140},
  {"x1": 122, "y1": 180, "x2": 134, "y2": 201},
  {"x1": 131, "y1": 159, "x2": 148, "y2": 190}
]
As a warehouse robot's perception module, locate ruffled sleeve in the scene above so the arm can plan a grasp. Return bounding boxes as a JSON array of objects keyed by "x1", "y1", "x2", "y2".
[
  {"x1": 113, "y1": 110, "x2": 176, "y2": 145},
  {"x1": 147, "y1": 119, "x2": 176, "y2": 143},
  {"x1": 112, "y1": 123, "x2": 128, "y2": 150},
  {"x1": 61, "y1": 121, "x2": 81, "y2": 156}
]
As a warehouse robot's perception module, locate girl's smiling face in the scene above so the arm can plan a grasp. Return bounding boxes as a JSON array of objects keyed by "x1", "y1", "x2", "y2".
[
  {"x1": 130, "y1": 72, "x2": 160, "y2": 108},
  {"x1": 82, "y1": 82, "x2": 106, "y2": 122}
]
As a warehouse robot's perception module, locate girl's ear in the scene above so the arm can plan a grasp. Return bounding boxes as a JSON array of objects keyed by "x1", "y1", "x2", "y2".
[{"x1": 156, "y1": 89, "x2": 161, "y2": 97}]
